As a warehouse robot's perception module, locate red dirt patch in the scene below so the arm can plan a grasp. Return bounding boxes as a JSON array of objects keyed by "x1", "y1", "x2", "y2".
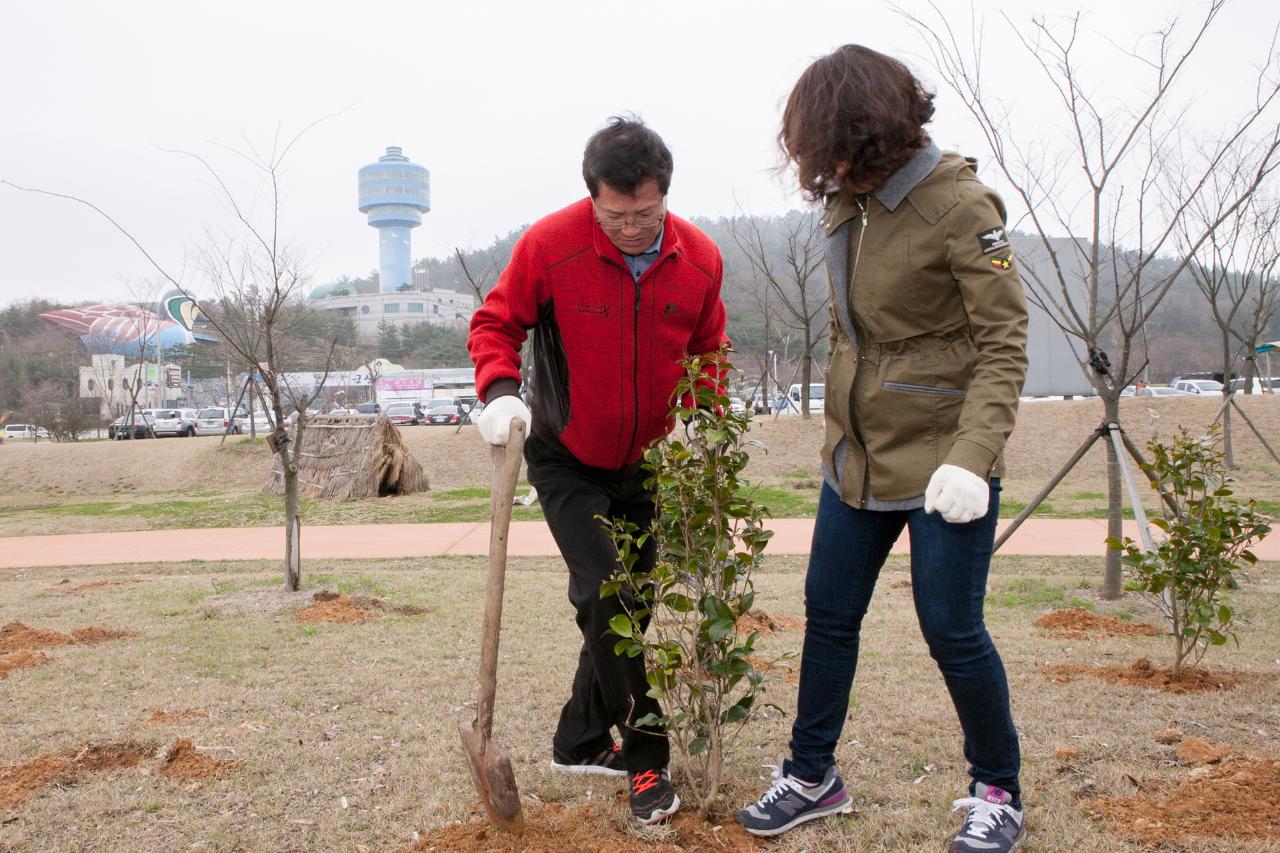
[
  {"x1": 297, "y1": 591, "x2": 385, "y2": 623},
  {"x1": 295, "y1": 590, "x2": 426, "y2": 621},
  {"x1": 1046, "y1": 658, "x2": 1249, "y2": 693},
  {"x1": 401, "y1": 802, "x2": 759, "y2": 852},
  {"x1": 749, "y1": 655, "x2": 799, "y2": 684},
  {"x1": 1091, "y1": 756, "x2": 1280, "y2": 846},
  {"x1": 735, "y1": 610, "x2": 803, "y2": 636},
  {"x1": 0, "y1": 650, "x2": 51, "y2": 679},
  {"x1": 158, "y1": 738, "x2": 236, "y2": 781},
  {"x1": 52, "y1": 579, "x2": 142, "y2": 594},
  {"x1": 0, "y1": 621, "x2": 132, "y2": 652},
  {"x1": 70, "y1": 627, "x2": 134, "y2": 644},
  {"x1": 0, "y1": 740, "x2": 149, "y2": 808},
  {"x1": 146, "y1": 708, "x2": 208, "y2": 725},
  {"x1": 1175, "y1": 738, "x2": 1234, "y2": 766},
  {"x1": 0, "y1": 622, "x2": 74, "y2": 653},
  {"x1": 1034, "y1": 608, "x2": 1160, "y2": 639}
]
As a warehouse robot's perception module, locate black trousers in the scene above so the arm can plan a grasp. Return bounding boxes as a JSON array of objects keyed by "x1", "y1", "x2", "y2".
[{"x1": 524, "y1": 433, "x2": 669, "y2": 772}]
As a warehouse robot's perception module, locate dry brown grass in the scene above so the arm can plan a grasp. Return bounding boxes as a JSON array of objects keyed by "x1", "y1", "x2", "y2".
[
  {"x1": 0, "y1": 553, "x2": 1276, "y2": 850},
  {"x1": 5, "y1": 396, "x2": 1280, "y2": 538}
]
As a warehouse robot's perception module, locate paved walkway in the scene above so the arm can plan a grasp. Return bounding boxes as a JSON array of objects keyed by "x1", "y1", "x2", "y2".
[{"x1": 4, "y1": 518, "x2": 1274, "y2": 569}]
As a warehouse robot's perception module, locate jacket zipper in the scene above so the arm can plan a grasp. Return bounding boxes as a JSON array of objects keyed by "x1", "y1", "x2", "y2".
[
  {"x1": 849, "y1": 197, "x2": 871, "y2": 508},
  {"x1": 625, "y1": 277, "x2": 642, "y2": 466}
]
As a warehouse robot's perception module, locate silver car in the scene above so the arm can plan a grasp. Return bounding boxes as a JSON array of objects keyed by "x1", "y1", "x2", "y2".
[{"x1": 152, "y1": 408, "x2": 200, "y2": 437}]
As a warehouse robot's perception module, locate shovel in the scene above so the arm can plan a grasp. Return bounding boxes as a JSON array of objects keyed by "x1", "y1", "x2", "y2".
[{"x1": 458, "y1": 418, "x2": 527, "y2": 835}]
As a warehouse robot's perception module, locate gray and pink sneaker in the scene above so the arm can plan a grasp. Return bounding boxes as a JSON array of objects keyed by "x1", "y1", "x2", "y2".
[
  {"x1": 950, "y1": 782, "x2": 1025, "y2": 852},
  {"x1": 737, "y1": 762, "x2": 853, "y2": 837}
]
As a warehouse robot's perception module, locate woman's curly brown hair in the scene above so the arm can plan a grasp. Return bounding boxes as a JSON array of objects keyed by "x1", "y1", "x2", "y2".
[{"x1": 780, "y1": 45, "x2": 935, "y2": 201}]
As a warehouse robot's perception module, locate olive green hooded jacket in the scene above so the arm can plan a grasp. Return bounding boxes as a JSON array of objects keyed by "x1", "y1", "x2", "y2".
[{"x1": 820, "y1": 145, "x2": 1028, "y2": 509}]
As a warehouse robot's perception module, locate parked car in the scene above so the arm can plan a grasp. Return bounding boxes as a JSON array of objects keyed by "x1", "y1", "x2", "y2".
[
  {"x1": 355, "y1": 402, "x2": 382, "y2": 415},
  {"x1": 728, "y1": 397, "x2": 747, "y2": 415},
  {"x1": 108, "y1": 413, "x2": 156, "y2": 440},
  {"x1": 152, "y1": 408, "x2": 200, "y2": 437},
  {"x1": 1228, "y1": 377, "x2": 1280, "y2": 394},
  {"x1": 383, "y1": 402, "x2": 422, "y2": 426},
  {"x1": 1172, "y1": 379, "x2": 1223, "y2": 395},
  {"x1": 425, "y1": 400, "x2": 463, "y2": 425},
  {"x1": 1135, "y1": 386, "x2": 1196, "y2": 397},
  {"x1": 461, "y1": 400, "x2": 484, "y2": 425},
  {"x1": 3, "y1": 423, "x2": 49, "y2": 440},
  {"x1": 194, "y1": 407, "x2": 244, "y2": 436},
  {"x1": 327, "y1": 407, "x2": 355, "y2": 416}
]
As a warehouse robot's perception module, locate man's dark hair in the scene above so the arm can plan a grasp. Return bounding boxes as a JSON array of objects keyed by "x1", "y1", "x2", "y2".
[
  {"x1": 582, "y1": 116, "x2": 673, "y2": 198},
  {"x1": 779, "y1": 45, "x2": 935, "y2": 201}
]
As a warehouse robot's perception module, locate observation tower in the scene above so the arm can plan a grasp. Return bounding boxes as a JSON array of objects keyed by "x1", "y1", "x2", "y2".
[{"x1": 358, "y1": 146, "x2": 431, "y2": 293}]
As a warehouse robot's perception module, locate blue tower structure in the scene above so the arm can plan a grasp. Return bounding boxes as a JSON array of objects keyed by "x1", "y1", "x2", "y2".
[{"x1": 358, "y1": 146, "x2": 431, "y2": 293}]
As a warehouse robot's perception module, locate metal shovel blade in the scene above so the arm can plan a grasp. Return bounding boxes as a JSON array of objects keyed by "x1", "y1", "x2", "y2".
[{"x1": 459, "y1": 719, "x2": 525, "y2": 835}]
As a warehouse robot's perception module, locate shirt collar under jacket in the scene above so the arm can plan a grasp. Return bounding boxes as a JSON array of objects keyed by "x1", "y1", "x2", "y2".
[
  {"x1": 822, "y1": 140, "x2": 944, "y2": 235},
  {"x1": 624, "y1": 229, "x2": 665, "y2": 281}
]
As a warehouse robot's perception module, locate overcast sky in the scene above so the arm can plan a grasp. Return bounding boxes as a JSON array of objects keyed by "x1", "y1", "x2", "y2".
[{"x1": 1, "y1": 0, "x2": 1275, "y2": 306}]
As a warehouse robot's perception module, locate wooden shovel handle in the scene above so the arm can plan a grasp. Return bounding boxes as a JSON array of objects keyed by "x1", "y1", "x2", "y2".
[{"x1": 476, "y1": 418, "x2": 526, "y2": 738}]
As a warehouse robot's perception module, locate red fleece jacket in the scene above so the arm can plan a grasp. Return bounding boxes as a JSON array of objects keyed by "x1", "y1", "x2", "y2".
[{"x1": 467, "y1": 197, "x2": 728, "y2": 471}]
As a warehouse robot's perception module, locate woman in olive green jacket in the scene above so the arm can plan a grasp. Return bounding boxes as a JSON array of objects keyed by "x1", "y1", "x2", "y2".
[{"x1": 738, "y1": 46, "x2": 1029, "y2": 853}]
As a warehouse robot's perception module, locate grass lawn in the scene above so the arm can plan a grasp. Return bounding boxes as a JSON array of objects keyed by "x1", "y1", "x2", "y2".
[{"x1": 2, "y1": 554, "x2": 1277, "y2": 851}]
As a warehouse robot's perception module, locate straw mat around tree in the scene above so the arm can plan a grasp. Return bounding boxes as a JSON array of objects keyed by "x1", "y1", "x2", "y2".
[{"x1": 263, "y1": 415, "x2": 428, "y2": 500}]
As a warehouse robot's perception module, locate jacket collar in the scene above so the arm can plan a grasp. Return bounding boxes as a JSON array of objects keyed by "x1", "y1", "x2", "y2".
[{"x1": 822, "y1": 141, "x2": 943, "y2": 235}]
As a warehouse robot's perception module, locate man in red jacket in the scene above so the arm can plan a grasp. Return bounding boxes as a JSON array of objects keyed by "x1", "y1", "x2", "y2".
[{"x1": 467, "y1": 116, "x2": 727, "y2": 825}]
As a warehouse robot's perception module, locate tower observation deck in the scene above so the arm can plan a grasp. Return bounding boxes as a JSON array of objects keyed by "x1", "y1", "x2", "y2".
[{"x1": 358, "y1": 146, "x2": 431, "y2": 294}]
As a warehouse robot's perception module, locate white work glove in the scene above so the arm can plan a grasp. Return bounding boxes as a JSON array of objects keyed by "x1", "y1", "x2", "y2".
[
  {"x1": 924, "y1": 464, "x2": 989, "y2": 524},
  {"x1": 476, "y1": 395, "x2": 531, "y2": 446},
  {"x1": 681, "y1": 413, "x2": 722, "y2": 450}
]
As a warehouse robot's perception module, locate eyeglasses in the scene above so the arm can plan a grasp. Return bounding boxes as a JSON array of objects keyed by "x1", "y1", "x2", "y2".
[{"x1": 593, "y1": 201, "x2": 666, "y2": 231}]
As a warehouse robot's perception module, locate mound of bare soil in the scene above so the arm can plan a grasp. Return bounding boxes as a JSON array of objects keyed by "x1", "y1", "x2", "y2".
[
  {"x1": 145, "y1": 708, "x2": 208, "y2": 726},
  {"x1": 1091, "y1": 755, "x2": 1280, "y2": 846},
  {"x1": 158, "y1": 738, "x2": 236, "y2": 781},
  {"x1": 0, "y1": 621, "x2": 132, "y2": 652},
  {"x1": 296, "y1": 591, "x2": 429, "y2": 624},
  {"x1": 52, "y1": 579, "x2": 142, "y2": 594},
  {"x1": 401, "y1": 802, "x2": 759, "y2": 853},
  {"x1": 1047, "y1": 658, "x2": 1249, "y2": 693},
  {"x1": 0, "y1": 740, "x2": 150, "y2": 808},
  {"x1": 0, "y1": 650, "x2": 51, "y2": 679},
  {"x1": 749, "y1": 655, "x2": 799, "y2": 684},
  {"x1": 1174, "y1": 737, "x2": 1235, "y2": 766},
  {"x1": 735, "y1": 610, "x2": 804, "y2": 636},
  {"x1": 1034, "y1": 608, "x2": 1160, "y2": 639}
]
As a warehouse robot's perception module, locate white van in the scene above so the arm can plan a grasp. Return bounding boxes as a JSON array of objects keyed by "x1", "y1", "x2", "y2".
[{"x1": 787, "y1": 383, "x2": 825, "y2": 413}]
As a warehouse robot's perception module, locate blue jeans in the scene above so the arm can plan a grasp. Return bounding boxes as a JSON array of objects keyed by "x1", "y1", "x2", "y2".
[{"x1": 786, "y1": 481, "x2": 1021, "y2": 802}]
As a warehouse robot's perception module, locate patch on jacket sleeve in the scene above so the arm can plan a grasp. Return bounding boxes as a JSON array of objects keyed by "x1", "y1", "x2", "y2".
[
  {"x1": 976, "y1": 226, "x2": 1010, "y2": 254},
  {"x1": 990, "y1": 252, "x2": 1014, "y2": 270}
]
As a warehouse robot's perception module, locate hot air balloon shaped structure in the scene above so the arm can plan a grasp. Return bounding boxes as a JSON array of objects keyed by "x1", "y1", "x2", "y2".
[{"x1": 40, "y1": 290, "x2": 216, "y2": 356}]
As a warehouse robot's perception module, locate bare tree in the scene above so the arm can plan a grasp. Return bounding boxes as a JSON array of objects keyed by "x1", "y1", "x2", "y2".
[
  {"x1": 904, "y1": 2, "x2": 1280, "y2": 597},
  {"x1": 1179, "y1": 153, "x2": 1280, "y2": 464},
  {"x1": 729, "y1": 211, "x2": 829, "y2": 419},
  {"x1": 454, "y1": 246, "x2": 502, "y2": 302},
  {"x1": 4, "y1": 120, "x2": 342, "y2": 591}
]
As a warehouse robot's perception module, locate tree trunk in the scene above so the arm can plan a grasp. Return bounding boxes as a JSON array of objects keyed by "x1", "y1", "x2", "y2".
[
  {"x1": 283, "y1": 459, "x2": 301, "y2": 591},
  {"x1": 700, "y1": 726, "x2": 723, "y2": 821},
  {"x1": 1222, "y1": 337, "x2": 1235, "y2": 466},
  {"x1": 1102, "y1": 393, "x2": 1124, "y2": 600},
  {"x1": 799, "y1": 329, "x2": 813, "y2": 421},
  {"x1": 1222, "y1": 403, "x2": 1234, "y2": 467}
]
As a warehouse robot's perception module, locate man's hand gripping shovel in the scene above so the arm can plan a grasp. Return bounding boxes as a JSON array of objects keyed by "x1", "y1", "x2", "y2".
[{"x1": 458, "y1": 418, "x2": 526, "y2": 835}]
